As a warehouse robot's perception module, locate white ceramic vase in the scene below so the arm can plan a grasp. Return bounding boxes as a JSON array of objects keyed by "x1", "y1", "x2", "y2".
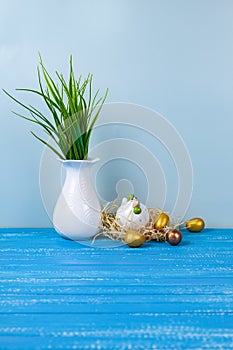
[{"x1": 53, "y1": 158, "x2": 101, "y2": 240}]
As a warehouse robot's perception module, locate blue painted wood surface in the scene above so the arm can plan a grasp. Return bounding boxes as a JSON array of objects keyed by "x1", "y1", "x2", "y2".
[{"x1": 0, "y1": 228, "x2": 232, "y2": 349}]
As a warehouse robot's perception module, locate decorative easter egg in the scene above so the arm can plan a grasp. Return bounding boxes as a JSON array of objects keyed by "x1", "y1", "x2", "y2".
[
  {"x1": 154, "y1": 212, "x2": 169, "y2": 230},
  {"x1": 166, "y1": 230, "x2": 182, "y2": 246},
  {"x1": 125, "y1": 230, "x2": 145, "y2": 248},
  {"x1": 186, "y1": 218, "x2": 205, "y2": 232},
  {"x1": 116, "y1": 197, "x2": 149, "y2": 230}
]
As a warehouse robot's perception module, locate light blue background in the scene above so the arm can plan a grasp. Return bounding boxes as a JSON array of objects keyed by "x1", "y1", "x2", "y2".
[{"x1": 0, "y1": 0, "x2": 232, "y2": 227}]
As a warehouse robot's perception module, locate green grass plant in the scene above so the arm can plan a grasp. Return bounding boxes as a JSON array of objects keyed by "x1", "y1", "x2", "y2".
[{"x1": 3, "y1": 55, "x2": 108, "y2": 160}]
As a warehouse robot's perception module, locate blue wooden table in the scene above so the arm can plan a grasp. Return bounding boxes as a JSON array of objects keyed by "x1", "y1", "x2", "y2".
[{"x1": 0, "y1": 228, "x2": 232, "y2": 349}]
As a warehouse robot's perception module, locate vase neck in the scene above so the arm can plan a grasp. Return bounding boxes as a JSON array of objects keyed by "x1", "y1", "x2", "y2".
[
  {"x1": 61, "y1": 159, "x2": 98, "y2": 186},
  {"x1": 60, "y1": 158, "x2": 99, "y2": 170}
]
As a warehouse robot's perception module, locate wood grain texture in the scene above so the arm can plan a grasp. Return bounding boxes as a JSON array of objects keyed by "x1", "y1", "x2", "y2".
[{"x1": 0, "y1": 228, "x2": 232, "y2": 349}]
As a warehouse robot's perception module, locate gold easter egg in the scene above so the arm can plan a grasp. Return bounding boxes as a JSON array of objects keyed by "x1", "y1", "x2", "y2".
[
  {"x1": 154, "y1": 212, "x2": 169, "y2": 230},
  {"x1": 186, "y1": 218, "x2": 205, "y2": 232},
  {"x1": 125, "y1": 230, "x2": 146, "y2": 248}
]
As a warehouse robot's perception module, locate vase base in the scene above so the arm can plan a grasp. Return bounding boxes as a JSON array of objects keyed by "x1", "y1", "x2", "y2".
[
  {"x1": 60, "y1": 234, "x2": 73, "y2": 241},
  {"x1": 57, "y1": 231, "x2": 98, "y2": 242}
]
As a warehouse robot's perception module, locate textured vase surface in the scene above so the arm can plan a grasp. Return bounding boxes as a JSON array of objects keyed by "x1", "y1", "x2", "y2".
[{"x1": 53, "y1": 159, "x2": 101, "y2": 240}]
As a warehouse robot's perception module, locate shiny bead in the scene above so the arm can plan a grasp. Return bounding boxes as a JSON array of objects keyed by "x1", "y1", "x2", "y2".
[
  {"x1": 127, "y1": 194, "x2": 134, "y2": 201},
  {"x1": 166, "y1": 230, "x2": 182, "y2": 246},
  {"x1": 133, "y1": 206, "x2": 142, "y2": 215}
]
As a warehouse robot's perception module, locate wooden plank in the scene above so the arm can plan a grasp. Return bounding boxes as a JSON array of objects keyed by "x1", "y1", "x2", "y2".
[
  {"x1": 0, "y1": 228, "x2": 233, "y2": 349},
  {"x1": 0, "y1": 314, "x2": 233, "y2": 349}
]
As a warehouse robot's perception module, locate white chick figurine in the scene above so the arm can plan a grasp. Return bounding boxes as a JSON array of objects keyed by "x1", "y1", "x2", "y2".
[{"x1": 116, "y1": 194, "x2": 149, "y2": 230}]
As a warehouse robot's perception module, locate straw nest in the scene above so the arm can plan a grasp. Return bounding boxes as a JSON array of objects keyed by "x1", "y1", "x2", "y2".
[{"x1": 94, "y1": 200, "x2": 180, "y2": 243}]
